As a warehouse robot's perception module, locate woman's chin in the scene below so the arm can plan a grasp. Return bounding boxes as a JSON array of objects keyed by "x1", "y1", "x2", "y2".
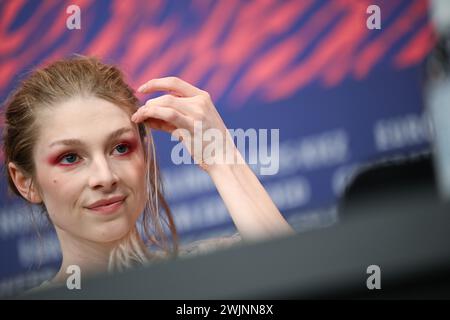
[{"x1": 91, "y1": 218, "x2": 133, "y2": 243}]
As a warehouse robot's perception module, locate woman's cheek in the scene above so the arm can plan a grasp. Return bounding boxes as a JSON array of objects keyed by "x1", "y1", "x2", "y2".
[
  {"x1": 122, "y1": 154, "x2": 146, "y2": 196},
  {"x1": 44, "y1": 172, "x2": 81, "y2": 202},
  {"x1": 115, "y1": 157, "x2": 145, "y2": 182},
  {"x1": 121, "y1": 145, "x2": 145, "y2": 171}
]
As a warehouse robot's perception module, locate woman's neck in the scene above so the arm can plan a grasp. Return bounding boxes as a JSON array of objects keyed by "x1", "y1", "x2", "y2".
[{"x1": 50, "y1": 228, "x2": 122, "y2": 285}]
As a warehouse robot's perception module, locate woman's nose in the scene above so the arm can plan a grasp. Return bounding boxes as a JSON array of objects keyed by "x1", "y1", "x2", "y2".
[{"x1": 88, "y1": 156, "x2": 119, "y2": 190}]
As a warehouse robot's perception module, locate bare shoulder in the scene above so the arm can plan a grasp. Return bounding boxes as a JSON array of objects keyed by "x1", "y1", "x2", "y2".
[
  {"x1": 179, "y1": 233, "x2": 242, "y2": 257},
  {"x1": 22, "y1": 280, "x2": 60, "y2": 297}
]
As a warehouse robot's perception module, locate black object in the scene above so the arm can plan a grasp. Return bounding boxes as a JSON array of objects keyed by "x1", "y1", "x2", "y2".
[{"x1": 339, "y1": 154, "x2": 437, "y2": 222}]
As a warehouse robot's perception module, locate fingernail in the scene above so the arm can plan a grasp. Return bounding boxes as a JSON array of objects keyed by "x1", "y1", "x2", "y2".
[
  {"x1": 137, "y1": 84, "x2": 146, "y2": 93},
  {"x1": 131, "y1": 114, "x2": 137, "y2": 122}
]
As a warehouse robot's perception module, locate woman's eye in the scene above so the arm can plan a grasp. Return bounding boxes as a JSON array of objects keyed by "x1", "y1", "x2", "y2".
[
  {"x1": 114, "y1": 144, "x2": 129, "y2": 154},
  {"x1": 57, "y1": 145, "x2": 130, "y2": 165},
  {"x1": 60, "y1": 153, "x2": 79, "y2": 165}
]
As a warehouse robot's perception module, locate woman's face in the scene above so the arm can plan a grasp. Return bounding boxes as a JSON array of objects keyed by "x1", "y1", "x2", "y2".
[{"x1": 32, "y1": 96, "x2": 147, "y2": 243}]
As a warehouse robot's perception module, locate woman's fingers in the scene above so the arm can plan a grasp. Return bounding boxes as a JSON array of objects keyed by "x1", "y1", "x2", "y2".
[
  {"x1": 132, "y1": 105, "x2": 192, "y2": 130},
  {"x1": 137, "y1": 76, "x2": 207, "y2": 98},
  {"x1": 134, "y1": 77, "x2": 231, "y2": 168},
  {"x1": 141, "y1": 94, "x2": 198, "y2": 116},
  {"x1": 145, "y1": 119, "x2": 177, "y2": 133}
]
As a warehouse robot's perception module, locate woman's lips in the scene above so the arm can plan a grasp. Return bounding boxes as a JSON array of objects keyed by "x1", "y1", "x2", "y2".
[{"x1": 87, "y1": 198, "x2": 125, "y2": 215}]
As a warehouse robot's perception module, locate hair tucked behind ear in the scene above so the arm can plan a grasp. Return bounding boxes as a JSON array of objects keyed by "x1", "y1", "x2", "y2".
[{"x1": 2, "y1": 55, "x2": 179, "y2": 270}]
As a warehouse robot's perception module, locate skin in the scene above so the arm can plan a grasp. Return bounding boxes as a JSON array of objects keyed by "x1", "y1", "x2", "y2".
[
  {"x1": 9, "y1": 96, "x2": 148, "y2": 282},
  {"x1": 134, "y1": 77, "x2": 294, "y2": 241},
  {"x1": 9, "y1": 77, "x2": 295, "y2": 285}
]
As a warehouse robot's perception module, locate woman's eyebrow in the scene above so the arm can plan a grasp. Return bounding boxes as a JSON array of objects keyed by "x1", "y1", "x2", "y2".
[{"x1": 48, "y1": 127, "x2": 134, "y2": 148}]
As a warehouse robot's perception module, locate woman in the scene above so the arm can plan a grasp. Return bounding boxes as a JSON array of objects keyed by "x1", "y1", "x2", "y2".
[{"x1": 2, "y1": 56, "x2": 294, "y2": 287}]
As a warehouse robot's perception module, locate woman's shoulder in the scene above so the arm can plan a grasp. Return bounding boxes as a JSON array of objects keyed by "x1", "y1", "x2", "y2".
[
  {"x1": 178, "y1": 232, "x2": 242, "y2": 257},
  {"x1": 23, "y1": 279, "x2": 60, "y2": 296},
  {"x1": 151, "y1": 233, "x2": 241, "y2": 259}
]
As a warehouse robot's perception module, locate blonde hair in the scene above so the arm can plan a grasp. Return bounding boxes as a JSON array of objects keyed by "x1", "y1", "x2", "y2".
[{"x1": 2, "y1": 55, "x2": 179, "y2": 271}]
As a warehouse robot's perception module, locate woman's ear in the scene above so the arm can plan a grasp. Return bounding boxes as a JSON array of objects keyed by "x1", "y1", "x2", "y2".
[{"x1": 8, "y1": 162, "x2": 43, "y2": 204}]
